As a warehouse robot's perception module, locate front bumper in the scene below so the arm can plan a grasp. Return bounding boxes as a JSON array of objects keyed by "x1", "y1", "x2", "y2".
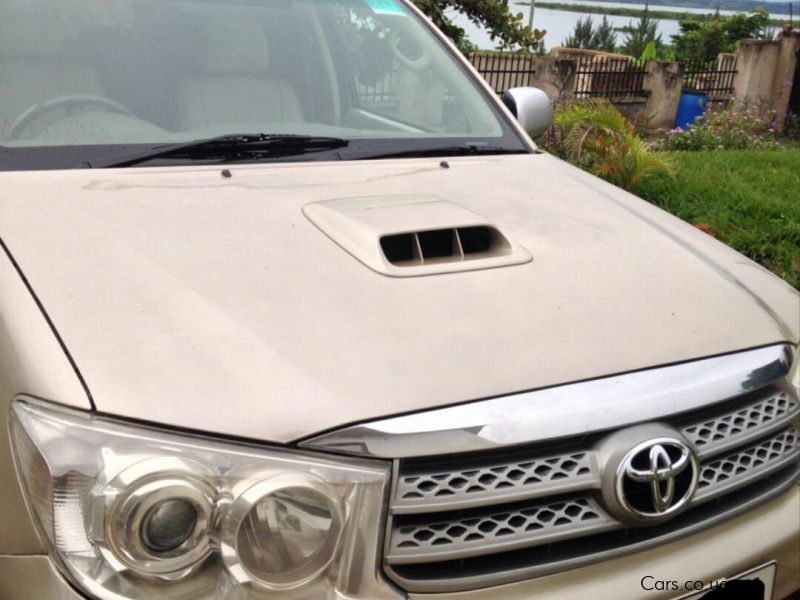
[{"x1": 2, "y1": 486, "x2": 798, "y2": 600}]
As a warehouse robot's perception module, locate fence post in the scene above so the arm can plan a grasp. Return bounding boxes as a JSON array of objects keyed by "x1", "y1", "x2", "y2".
[
  {"x1": 643, "y1": 61, "x2": 684, "y2": 130},
  {"x1": 772, "y1": 31, "x2": 800, "y2": 129},
  {"x1": 734, "y1": 35, "x2": 800, "y2": 129},
  {"x1": 529, "y1": 56, "x2": 577, "y2": 104},
  {"x1": 733, "y1": 39, "x2": 781, "y2": 105}
]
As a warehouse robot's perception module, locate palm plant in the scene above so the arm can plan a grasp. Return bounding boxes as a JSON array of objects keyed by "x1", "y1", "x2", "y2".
[{"x1": 554, "y1": 99, "x2": 673, "y2": 191}]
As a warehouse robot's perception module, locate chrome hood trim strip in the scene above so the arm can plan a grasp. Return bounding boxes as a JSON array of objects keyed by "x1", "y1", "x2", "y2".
[{"x1": 302, "y1": 345, "x2": 794, "y2": 458}]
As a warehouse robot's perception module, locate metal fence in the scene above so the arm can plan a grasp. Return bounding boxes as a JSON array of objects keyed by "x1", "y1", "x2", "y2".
[
  {"x1": 573, "y1": 55, "x2": 649, "y2": 99},
  {"x1": 469, "y1": 52, "x2": 537, "y2": 93},
  {"x1": 357, "y1": 71, "x2": 397, "y2": 105},
  {"x1": 682, "y1": 55, "x2": 737, "y2": 98},
  {"x1": 452, "y1": 51, "x2": 738, "y2": 102}
]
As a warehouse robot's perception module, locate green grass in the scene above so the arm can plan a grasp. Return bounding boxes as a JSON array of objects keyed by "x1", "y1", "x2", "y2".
[{"x1": 634, "y1": 149, "x2": 800, "y2": 289}]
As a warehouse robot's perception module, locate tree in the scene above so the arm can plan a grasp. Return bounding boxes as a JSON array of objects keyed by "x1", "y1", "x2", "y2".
[
  {"x1": 671, "y1": 10, "x2": 770, "y2": 64},
  {"x1": 563, "y1": 16, "x2": 617, "y2": 52},
  {"x1": 563, "y1": 16, "x2": 594, "y2": 49},
  {"x1": 593, "y1": 16, "x2": 618, "y2": 52},
  {"x1": 619, "y1": 5, "x2": 663, "y2": 58},
  {"x1": 411, "y1": 0, "x2": 545, "y2": 55}
]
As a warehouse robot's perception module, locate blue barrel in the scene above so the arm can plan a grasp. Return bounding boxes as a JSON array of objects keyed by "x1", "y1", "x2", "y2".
[{"x1": 675, "y1": 92, "x2": 708, "y2": 130}]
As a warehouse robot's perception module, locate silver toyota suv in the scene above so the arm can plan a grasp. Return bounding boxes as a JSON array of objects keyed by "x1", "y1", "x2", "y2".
[{"x1": 1, "y1": 0, "x2": 798, "y2": 599}]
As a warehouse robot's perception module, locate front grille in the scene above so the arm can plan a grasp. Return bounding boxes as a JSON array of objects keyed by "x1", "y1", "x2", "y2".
[
  {"x1": 695, "y1": 427, "x2": 798, "y2": 497},
  {"x1": 383, "y1": 385, "x2": 800, "y2": 592},
  {"x1": 393, "y1": 449, "x2": 597, "y2": 512},
  {"x1": 680, "y1": 390, "x2": 797, "y2": 455},
  {"x1": 389, "y1": 496, "x2": 614, "y2": 562}
]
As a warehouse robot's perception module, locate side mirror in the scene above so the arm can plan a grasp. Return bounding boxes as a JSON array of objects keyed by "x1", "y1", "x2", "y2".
[{"x1": 501, "y1": 87, "x2": 552, "y2": 139}]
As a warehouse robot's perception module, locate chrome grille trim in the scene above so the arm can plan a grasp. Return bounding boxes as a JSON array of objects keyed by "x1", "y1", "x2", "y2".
[{"x1": 302, "y1": 345, "x2": 794, "y2": 458}]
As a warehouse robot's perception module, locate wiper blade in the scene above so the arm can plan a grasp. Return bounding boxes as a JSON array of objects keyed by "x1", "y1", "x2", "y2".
[
  {"x1": 358, "y1": 144, "x2": 527, "y2": 160},
  {"x1": 82, "y1": 134, "x2": 349, "y2": 168}
]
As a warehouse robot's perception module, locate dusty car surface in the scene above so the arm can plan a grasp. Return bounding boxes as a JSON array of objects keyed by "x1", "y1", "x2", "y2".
[{"x1": 0, "y1": 0, "x2": 798, "y2": 599}]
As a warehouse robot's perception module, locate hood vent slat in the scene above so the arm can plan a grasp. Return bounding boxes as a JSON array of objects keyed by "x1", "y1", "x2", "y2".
[
  {"x1": 304, "y1": 195, "x2": 532, "y2": 277},
  {"x1": 381, "y1": 226, "x2": 511, "y2": 267}
]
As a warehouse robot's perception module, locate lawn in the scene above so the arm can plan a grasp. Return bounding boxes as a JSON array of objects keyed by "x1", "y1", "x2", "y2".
[{"x1": 634, "y1": 149, "x2": 800, "y2": 290}]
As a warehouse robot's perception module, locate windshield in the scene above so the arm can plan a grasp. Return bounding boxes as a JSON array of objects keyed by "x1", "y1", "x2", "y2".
[{"x1": 0, "y1": 0, "x2": 527, "y2": 169}]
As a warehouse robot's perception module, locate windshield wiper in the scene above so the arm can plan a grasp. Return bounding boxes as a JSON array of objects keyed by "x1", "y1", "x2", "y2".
[
  {"x1": 357, "y1": 144, "x2": 528, "y2": 160},
  {"x1": 81, "y1": 134, "x2": 349, "y2": 168}
]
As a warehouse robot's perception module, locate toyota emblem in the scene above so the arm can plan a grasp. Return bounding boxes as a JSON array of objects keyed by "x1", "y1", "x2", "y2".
[{"x1": 615, "y1": 437, "x2": 698, "y2": 521}]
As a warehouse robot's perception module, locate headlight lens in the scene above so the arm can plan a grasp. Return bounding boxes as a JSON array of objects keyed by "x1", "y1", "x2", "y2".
[
  {"x1": 10, "y1": 398, "x2": 399, "y2": 599},
  {"x1": 143, "y1": 498, "x2": 200, "y2": 553},
  {"x1": 221, "y1": 474, "x2": 343, "y2": 590}
]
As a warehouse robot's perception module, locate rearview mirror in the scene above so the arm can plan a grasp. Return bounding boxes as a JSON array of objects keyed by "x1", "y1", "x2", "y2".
[{"x1": 501, "y1": 87, "x2": 552, "y2": 139}]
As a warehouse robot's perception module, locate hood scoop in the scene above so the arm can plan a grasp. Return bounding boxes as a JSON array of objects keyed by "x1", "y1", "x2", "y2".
[
  {"x1": 380, "y1": 226, "x2": 509, "y2": 265},
  {"x1": 303, "y1": 195, "x2": 532, "y2": 277}
]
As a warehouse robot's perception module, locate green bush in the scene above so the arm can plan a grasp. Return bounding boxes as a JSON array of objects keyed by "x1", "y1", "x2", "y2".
[
  {"x1": 671, "y1": 10, "x2": 771, "y2": 65},
  {"x1": 551, "y1": 99, "x2": 674, "y2": 190},
  {"x1": 656, "y1": 101, "x2": 782, "y2": 151}
]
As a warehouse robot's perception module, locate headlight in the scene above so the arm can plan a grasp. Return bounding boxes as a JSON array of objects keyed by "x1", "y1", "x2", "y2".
[{"x1": 10, "y1": 398, "x2": 401, "y2": 599}]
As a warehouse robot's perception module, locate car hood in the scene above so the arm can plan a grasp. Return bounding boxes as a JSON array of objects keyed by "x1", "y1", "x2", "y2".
[{"x1": 1, "y1": 154, "x2": 798, "y2": 443}]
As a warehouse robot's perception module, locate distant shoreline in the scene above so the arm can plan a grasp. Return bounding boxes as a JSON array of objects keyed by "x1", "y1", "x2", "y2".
[
  {"x1": 517, "y1": 0, "x2": 796, "y2": 13},
  {"x1": 517, "y1": 1, "x2": 791, "y2": 25}
]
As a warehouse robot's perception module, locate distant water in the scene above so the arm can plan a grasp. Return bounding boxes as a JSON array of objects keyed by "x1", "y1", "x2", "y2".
[
  {"x1": 448, "y1": 0, "x2": 793, "y2": 50},
  {"x1": 548, "y1": 0, "x2": 791, "y2": 18}
]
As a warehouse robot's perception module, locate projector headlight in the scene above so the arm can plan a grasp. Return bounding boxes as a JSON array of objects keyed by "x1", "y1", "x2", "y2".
[
  {"x1": 220, "y1": 473, "x2": 344, "y2": 590},
  {"x1": 10, "y1": 398, "x2": 399, "y2": 599}
]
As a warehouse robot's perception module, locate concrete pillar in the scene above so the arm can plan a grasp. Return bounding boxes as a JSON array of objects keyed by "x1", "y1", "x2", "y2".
[
  {"x1": 733, "y1": 39, "x2": 780, "y2": 105},
  {"x1": 771, "y1": 31, "x2": 800, "y2": 128},
  {"x1": 732, "y1": 35, "x2": 800, "y2": 129},
  {"x1": 643, "y1": 61, "x2": 684, "y2": 130},
  {"x1": 529, "y1": 56, "x2": 578, "y2": 104}
]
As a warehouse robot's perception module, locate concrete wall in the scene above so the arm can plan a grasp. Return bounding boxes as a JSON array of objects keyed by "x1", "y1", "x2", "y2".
[
  {"x1": 772, "y1": 32, "x2": 800, "y2": 126},
  {"x1": 472, "y1": 34, "x2": 799, "y2": 130},
  {"x1": 469, "y1": 53, "x2": 578, "y2": 104},
  {"x1": 612, "y1": 98, "x2": 647, "y2": 126},
  {"x1": 733, "y1": 40, "x2": 782, "y2": 104},
  {"x1": 470, "y1": 52, "x2": 698, "y2": 131},
  {"x1": 549, "y1": 47, "x2": 625, "y2": 60},
  {"x1": 529, "y1": 57, "x2": 578, "y2": 103},
  {"x1": 643, "y1": 61, "x2": 685, "y2": 130},
  {"x1": 544, "y1": 49, "x2": 683, "y2": 130},
  {"x1": 733, "y1": 32, "x2": 800, "y2": 127}
]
